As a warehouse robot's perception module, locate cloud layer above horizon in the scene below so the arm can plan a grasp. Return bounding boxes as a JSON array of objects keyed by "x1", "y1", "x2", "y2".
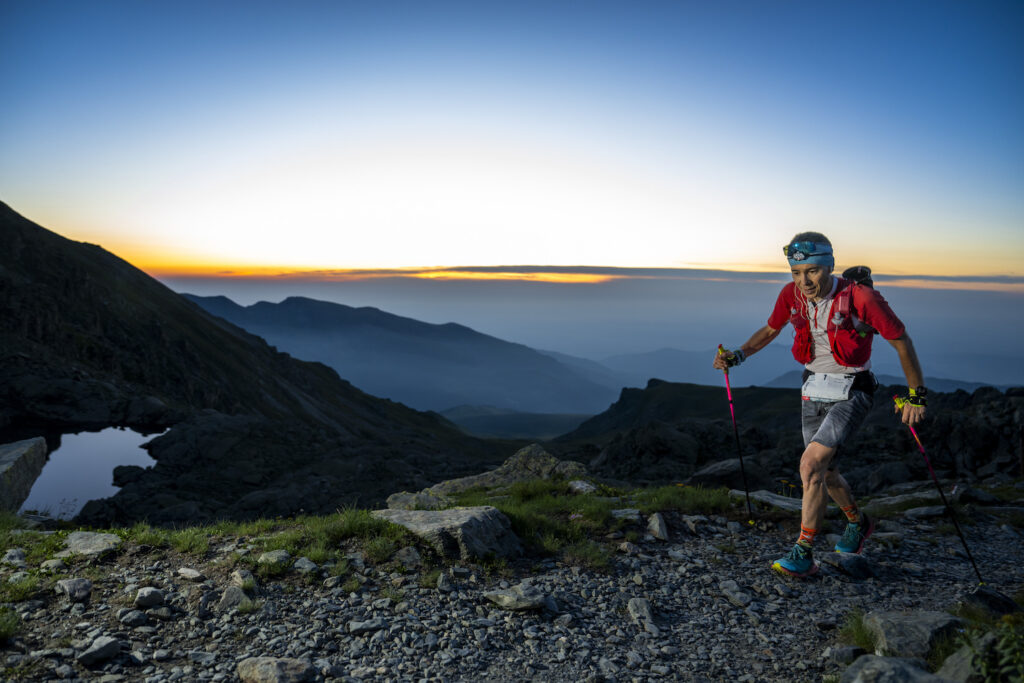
[{"x1": 2, "y1": 1, "x2": 1022, "y2": 276}]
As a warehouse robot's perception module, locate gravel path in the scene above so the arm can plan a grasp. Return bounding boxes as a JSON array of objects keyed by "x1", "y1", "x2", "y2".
[{"x1": 3, "y1": 508, "x2": 1023, "y2": 682}]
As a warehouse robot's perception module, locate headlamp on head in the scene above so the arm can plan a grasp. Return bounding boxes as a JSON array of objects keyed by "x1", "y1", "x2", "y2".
[{"x1": 784, "y1": 241, "x2": 834, "y2": 268}]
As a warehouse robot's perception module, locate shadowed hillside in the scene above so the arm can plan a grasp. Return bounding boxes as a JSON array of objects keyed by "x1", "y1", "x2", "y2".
[
  {"x1": 549, "y1": 378, "x2": 1023, "y2": 492},
  {"x1": 0, "y1": 202, "x2": 510, "y2": 524}
]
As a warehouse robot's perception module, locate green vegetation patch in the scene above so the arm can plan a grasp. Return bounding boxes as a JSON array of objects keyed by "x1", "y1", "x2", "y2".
[
  {"x1": 560, "y1": 540, "x2": 611, "y2": 572},
  {"x1": 965, "y1": 613, "x2": 1024, "y2": 682},
  {"x1": 0, "y1": 607, "x2": 21, "y2": 642},
  {"x1": 452, "y1": 479, "x2": 731, "y2": 555},
  {"x1": 838, "y1": 609, "x2": 878, "y2": 653},
  {"x1": 633, "y1": 485, "x2": 732, "y2": 515},
  {"x1": 0, "y1": 575, "x2": 41, "y2": 603}
]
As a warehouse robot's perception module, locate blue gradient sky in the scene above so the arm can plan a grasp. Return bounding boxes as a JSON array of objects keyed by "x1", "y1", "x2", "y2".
[{"x1": 2, "y1": 1, "x2": 1022, "y2": 276}]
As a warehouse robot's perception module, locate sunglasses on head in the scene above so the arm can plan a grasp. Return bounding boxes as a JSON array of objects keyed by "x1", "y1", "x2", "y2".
[{"x1": 783, "y1": 241, "x2": 832, "y2": 261}]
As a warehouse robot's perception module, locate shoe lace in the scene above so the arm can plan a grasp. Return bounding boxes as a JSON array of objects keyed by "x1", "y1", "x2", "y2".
[
  {"x1": 786, "y1": 544, "x2": 810, "y2": 561},
  {"x1": 839, "y1": 522, "x2": 863, "y2": 546}
]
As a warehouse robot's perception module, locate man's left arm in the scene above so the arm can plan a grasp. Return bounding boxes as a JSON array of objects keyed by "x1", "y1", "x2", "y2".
[
  {"x1": 886, "y1": 334, "x2": 927, "y2": 426},
  {"x1": 855, "y1": 286, "x2": 927, "y2": 426}
]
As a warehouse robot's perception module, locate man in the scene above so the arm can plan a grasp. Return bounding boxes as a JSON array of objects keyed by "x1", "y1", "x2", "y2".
[{"x1": 713, "y1": 232, "x2": 927, "y2": 578}]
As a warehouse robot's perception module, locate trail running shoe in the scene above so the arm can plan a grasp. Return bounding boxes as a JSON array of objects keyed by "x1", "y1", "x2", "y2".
[
  {"x1": 771, "y1": 543, "x2": 819, "y2": 578},
  {"x1": 834, "y1": 512, "x2": 876, "y2": 554}
]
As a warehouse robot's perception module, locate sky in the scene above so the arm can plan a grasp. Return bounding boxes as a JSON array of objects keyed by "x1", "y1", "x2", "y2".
[{"x1": 2, "y1": 0, "x2": 1023, "y2": 279}]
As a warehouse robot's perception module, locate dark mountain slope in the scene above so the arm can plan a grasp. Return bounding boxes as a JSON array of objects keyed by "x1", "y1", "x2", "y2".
[
  {"x1": 557, "y1": 379, "x2": 799, "y2": 445},
  {"x1": 183, "y1": 294, "x2": 619, "y2": 413},
  {"x1": 548, "y1": 376, "x2": 1023, "y2": 494},
  {"x1": 0, "y1": 202, "x2": 509, "y2": 523}
]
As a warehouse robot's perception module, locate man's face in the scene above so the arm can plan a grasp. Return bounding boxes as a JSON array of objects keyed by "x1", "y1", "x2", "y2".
[{"x1": 791, "y1": 263, "x2": 833, "y2": 300}]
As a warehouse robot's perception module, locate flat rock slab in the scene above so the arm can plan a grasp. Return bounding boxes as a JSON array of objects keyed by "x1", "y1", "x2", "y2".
[
  {"x1": 959, "y1": 586, "x2": 1021, "y2": 617},
  {"x1": 237, "y1": 657, "x2": 315, "y2": 683},
  {"x1": 77, "y1": 636, "x2": 121, "y2": 666},
  {"x1": 903, "y1": 505, "x2": 948, "y2": 520},
  {"x1": 864, "y1": 610, "x2": 964, "y2": 658},
  {"x1": 56, "y1": 531, "x2": 122, "y2": 558},
  {"x1": 177, "y1": 567, "x2": 206, "y2": 582},
  {"x1": 258, "y1": 549, "x2": 291, "y2": 565},
  {"x1": 55, "y1": 578, "x2": 93, "y2": 602},
  {"x1": 2, "y1": 548, "x2": 26, "y2": 568},
  {"x1": 729, "y1": 489, "x2": 803, "y2": 512},
  {"x1": 484, "y1": 583, "x2": 548, "y2": 611},
  {"x1": 134, "y1": 587, "x2": 165, "y2": 608},
  {"x1": 819, "y1": 552, "x2": 875, "y2": 580},
  {"x1": 863, "y1": 490, "x2": 942, "y2": 515},
  {"x1": 386, "y1": 490, "x2": 453, "y2": 510},
  {"x1": 372, "y1": 506, "x2": 521, "y2": 560},
  {"x1": 840, "y1": 655, "x2": 949, "y2": 682},
  {"x1": 718, "y1": 579, "x2": 753, "y2": 608}
]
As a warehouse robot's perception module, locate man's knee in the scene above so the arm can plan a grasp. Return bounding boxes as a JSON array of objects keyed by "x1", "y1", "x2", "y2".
[{"x1": 800, "y1": 443, "x2": 835, "y2": 483}]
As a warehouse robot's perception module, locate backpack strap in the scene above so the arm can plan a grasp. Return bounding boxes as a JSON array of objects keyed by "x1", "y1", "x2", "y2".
[{"x1": 839, "y1": 280, "x2": 877, "y2": 337}]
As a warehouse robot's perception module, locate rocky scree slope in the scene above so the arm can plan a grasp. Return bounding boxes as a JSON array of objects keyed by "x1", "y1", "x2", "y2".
[
  {"x1": 0, "y1": 202, "x2": 507, "y2": 525},
  {"x1": 1, "y1": 451, "x2": 1023, "y2": 683}
]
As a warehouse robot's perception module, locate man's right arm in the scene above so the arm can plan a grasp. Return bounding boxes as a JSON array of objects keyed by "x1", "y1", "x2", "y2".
[{"x1": 713, "y1": 324, "x2": 781, "y2": 370}]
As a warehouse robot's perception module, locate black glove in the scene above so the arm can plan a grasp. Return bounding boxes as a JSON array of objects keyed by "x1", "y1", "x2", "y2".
[{"x1": 724, "y1": 348, "x2": 746, "y2": 367}]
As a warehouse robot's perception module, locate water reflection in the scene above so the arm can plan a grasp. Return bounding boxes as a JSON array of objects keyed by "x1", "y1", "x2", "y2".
[{"x1": 18, "y1": 428, "x2": 161, "y2": 519}]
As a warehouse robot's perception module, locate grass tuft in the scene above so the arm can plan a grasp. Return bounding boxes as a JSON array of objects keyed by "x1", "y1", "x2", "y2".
[
  {"x1": 419, "y1": 569, "x2": 441, "y2": 589},
  {"x1": 633, "y1": 485, "x2": 732, "y2": 515},
  {"x1": 169, "y1": 527, "x2": 210, "y2": 555},
  {"x1": 561, "y1": 540, "x2": 611, "y2": 571},
  {"x1": 838, "y1": 608, "x2": 878, "y2": 653},
  {"x1": 0, "y1": 575, "x2": 40, "y2": 603},
  {"x1": 0, "y1": 608, "x2": 21, "y2": 642}
]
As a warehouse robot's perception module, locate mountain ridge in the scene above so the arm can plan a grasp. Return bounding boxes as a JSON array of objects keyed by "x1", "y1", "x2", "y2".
[{"x1": 183, "y1": 293, "x2": 620, "y2": 414}]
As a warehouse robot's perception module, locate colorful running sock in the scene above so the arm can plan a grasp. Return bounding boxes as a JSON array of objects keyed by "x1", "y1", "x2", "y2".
[
  {"x1": 797, "y1": 524, "x2": 817, "y2": 548},
  {"x1": 841, "y1": 504, "x2": 861, "y2": 524}
]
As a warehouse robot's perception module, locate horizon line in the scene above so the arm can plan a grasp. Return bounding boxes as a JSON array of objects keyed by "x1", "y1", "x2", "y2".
[{"x1": 147, "y1": 264, "x2": 1024, "y2": 293}]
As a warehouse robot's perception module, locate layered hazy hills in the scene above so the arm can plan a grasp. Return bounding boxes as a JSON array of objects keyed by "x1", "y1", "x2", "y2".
[
  {"x1": 183, "y1": 294, "x2": 620, "y2": 414},
  {"x1": 0, "y1": 202, "x2": 506, "y2": 524}
]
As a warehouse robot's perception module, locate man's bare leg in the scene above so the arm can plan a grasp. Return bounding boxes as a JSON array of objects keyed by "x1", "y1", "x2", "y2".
[
  {"x1": 799, "y1": 441, "x2": 837, "y2": 532},
  {"x1": 825, "y1": 469, "x2": 855, "y2": 509}
]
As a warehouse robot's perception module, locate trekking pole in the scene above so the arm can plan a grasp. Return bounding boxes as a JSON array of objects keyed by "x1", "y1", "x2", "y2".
[
  {"x1": 718, "y1": 345, "x2": 754, "y2": 525},
  {"x1": 894, "y1": 395, "x2": 984, "y2": 585}
]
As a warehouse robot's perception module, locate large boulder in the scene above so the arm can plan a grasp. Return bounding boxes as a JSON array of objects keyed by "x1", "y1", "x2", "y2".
[
  {"x1": 841, "y1": 656, "x2": 950, "y2": 683},
  {"x1": 0, "y1": 437, "x2": 47, "y2": 512},
  {"x1": 863, "y1": 610, "x2": 964, "y2": 658},
  {"x1": 372, "y1": 506, "x2": 521, "y2": 560},
  {"x1": 424, "y1": 444, "x2": 585, "y2": 495}
]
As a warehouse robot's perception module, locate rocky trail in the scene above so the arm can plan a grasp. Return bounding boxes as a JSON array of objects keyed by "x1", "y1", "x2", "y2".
[{"x1": 3, "y1": 469, "x2": 1024, "y2": 683}]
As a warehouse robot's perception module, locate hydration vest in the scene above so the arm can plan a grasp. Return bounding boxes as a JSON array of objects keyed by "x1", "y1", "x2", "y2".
[{"x1": 787, "y1": 276, "x2": 877, "y2": 367}]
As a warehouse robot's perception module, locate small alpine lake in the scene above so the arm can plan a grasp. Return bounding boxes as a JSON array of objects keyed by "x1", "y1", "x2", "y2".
[{"x1": 18, "y1": 427, "x2": 162, "y2": 520}]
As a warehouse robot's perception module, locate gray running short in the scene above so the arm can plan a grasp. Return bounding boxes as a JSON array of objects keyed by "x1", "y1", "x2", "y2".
[{"x1": 801, "y1": 389, "x2": 874, "y2": 450}]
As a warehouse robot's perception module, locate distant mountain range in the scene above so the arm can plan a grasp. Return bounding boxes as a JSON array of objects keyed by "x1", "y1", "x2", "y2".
[
  {"x1": 183, "y1": 294, "x2": 621, "y2": 414},
  {"x1": 182, "y1": 293, "x2": 1014, "y2": 439}
]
